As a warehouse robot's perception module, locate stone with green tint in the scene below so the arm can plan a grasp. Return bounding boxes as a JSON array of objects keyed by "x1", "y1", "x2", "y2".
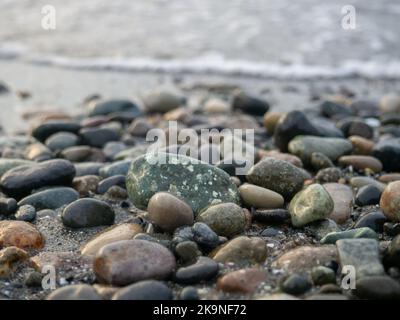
[
  {"x1": 288, "y1": 136, "x2": 352, "y2": 164},
  {"x1": 321, "y1": 227, "x2": 378, "y2": 244},
  {"x1": 126, "y1": 153, "x2": 240, "y2": 214},
  {"x1": 289, "y1": 184, "x2": 334, "y2": 227}
]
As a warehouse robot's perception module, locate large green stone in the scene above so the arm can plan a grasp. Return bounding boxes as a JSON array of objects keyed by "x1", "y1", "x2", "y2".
[{"x1": 126, "y1": 153, "x2": 240, "y2": 214}]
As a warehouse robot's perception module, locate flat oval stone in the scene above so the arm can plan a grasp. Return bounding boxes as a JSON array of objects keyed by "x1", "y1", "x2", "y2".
[
  {"x1": 379, "y1": 173, "x2": 400, "y2": 183},
  {"x1": 380, "y1": 181, "x2": 400, "y2": 221},
  {"x1": 348, "y1": 135, "x2": 374, "y2": 155},
  {"x1": 217, "y1": 268, "x2": 266, "y2": 293},
  {"x1": 46, "y1": 284, "x2": 101, "y2": 300},
  {"x1": 174, "y1": 257, "x2": 219, "y2": 284},
  {"x1": 196, "y1": 202, "x2": 245, "y2": 237},
  {"x1": 61, "y1": 199, "x2": 115, "y2": 228},
  {"x1": 97, "y1": 175, "x2": 125, "y2": 194},
  {"x1": 81, "y1": 223, "x2": 143, "y2": 256},
  {"x1": 338, "y1": 155, "x2": 383, "y2": 172},
  {"x1": 99, "y1": 160, "x2": 132, "y2": 178},
  {"x1": 18, "y1": 187, "x2": 79, "y2": 210},
  {"x1": 88, "y1": 99, "x2": 141, "y2": 117},
  {"x1": 355, "y1": 185, "x2": 382, "y2": 206},
  {"x1": 0, "y1": 221, "x2": 44, "y2": 249},
  {"x1": 31, "y1": 120, "x2": 81, "y2": 142},
  {"x1": 350, "y1": 176, "x2": 386, "y2": 192},
  {"x1": 147, "y1": 192, "x2": 194, "y2": 233},
  {"x1": 252, "y1": 209, "x2": 290, "y2": 224},
  {"x1": 239, "y1": 183, "x2": 284, "y2": 209},
  {"x1": 126, "y1": 153, "x2": 240, "y2": 214},
  {"x1": 0, "y1": 159, "x2": 34, "y2": 178},
  {"x1": 0, "y1": 159, "x2": 76, "y2": 199},
  {"x1": 93, "y1": 239, "x2": 176, "y2": 286},
  {"x1": 354, "y1": 276, "x2": 400, "y2": 299},
  {"x1": 323, "y1": 183, "x2": 353, "y2": 224},
  {"x1": 80, "y1": 127, "x2": 120, "y2": 148},
  {"x1": 112, "y1": 280, "x2": 172, "y2": 300},
  {"x1": 45, "y1": 132, "x2": 79, "y2": 152},
  {"x1": 354, "y1": 211, "x2": 387, "y2": 232}
]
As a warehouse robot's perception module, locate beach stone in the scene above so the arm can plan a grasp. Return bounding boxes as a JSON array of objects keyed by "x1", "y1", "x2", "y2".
[
  {"x1": 217, "y1": 268, "x2": 266, "y2": 293},
  {"x1": 0, "y1": 221, "x2": 44, "y2": 249},
  {"x1": 147, "y1": 192, "x2": 194, "y2": 233},
  {"x1": 99, "y1": 160, "x2": 132, "y2": 178},
  {"x1": 14, "y1": 205, "x2": 36, "y2": 222},
  {"x1": 257, "y1": 293, "x2": 300, "y2": 300},
  {"x1": 81, "y1": 223, "x2": 143, "y2": 256},
  {"x1": 174, "y1": 257, "x2": 219, "y2": 284},
  {"x1": 31, "y1": 120, "x2": 81, "y2": 142},
  {"x1": 88, "y1": 99, "x2": 141, "y2": 117},
  {"x1": 103, "y1": 141, "x2": 126, "y2": 160},
  {"x1": 203, "y1": 98, "x2": 231, "y2": 114},
  {"x1": 289, "y1": 184, "x2": 334, "y2": 227},
  {"x1": 128, "y1": 119, "x2": 154, "y2": 137},
  {"x1": 126, "y1": 153, "x2": 240, "y2": 214},
  {"x1": 354, "y1": 276, "x2": 400, "y2": 300},
  {"x1": 310, "y1": 152, "x2": 334, "y2": 170},
  {"x1": 350, "y1": 176, "x2": 386, "y2": 192},
  {"x1": 114, "y1": 145, "x2": 148, "y2": 160},
  {"x1": 143, "y1": 90, "x2": 185, "y2": 113},
  {"x1": 104, "y1": 185, "x2": 127, "y2": 199},
  {"x1": 212, "y1": 236, "x2": 267, "y2": 264},
  {"x1": 307, "y1": 219, "x2": 340, "y2": 240},
  {"x1": 321, "y1": 227, "x2": 378, "y2": 244},
  {"x1": 74, "y1": 162, "x2": 104, "y2": 176},
  {"x1": 280, "y1": 274, "x2": 312, "y2": 295},
  {"x1": 246, "y1": 157, "x2": 309, "y2": 200},
  {"x1": 80, "y1": 127, "x2": 120, "y2": 148},
  {"x1": 61, "y1": 146, "x2": 105, "y2": 162},
  {"x1": 306, "y1": 294, "x2": 348, "y2": 300},
  {"x1": 61, "y1": 199, "x2": 115, "y2": 228},
  {"x1": 18, "y1": 187, "x2": 79, "y2": 211},
  {"x1": 47, "y1": 284, "x2": 101, "y2": 300},
  {"x1": 337, "y1": 118, "x2": 373, "y2": 139},
  {"x1": 45, "y1": 132, "x2": 79, "y2": 152},
  {"x1": 320, "y1": 100, "x2": 352, "y2": 118},
  {"x1": 0, "y1": 159, "x2": 34, "y2": 178},
  {"x1": 379, "y1": 173, "x2": 400, "y2": 183},
  {"x1": 97, "y1": 175, "x2": 125, "y2": 194},
  {"x1": 263, "y1": 112, "x2": 283, "y2": 135},
  {"x1": 315, "y1": 168, "x2": 342, "y2": 184},
  {"x1": 354, "y1": 211, "x2": 387, "y2": 232},
  {"x1": 261, "y1": 150, "x2": 303, "y2": 168},
  {"x1": 232, "y1": 91, "x2": 269, "y2": 116},
  {"x1": 384, "y1": 235, "x2": 400, "y2": 268},
  {"x1": 24, "y1": 143, "x2": 53, "y2": 162},
  {"x1": 272, "y1": 246, "x2": 337, "y2": 273},
  {"x1": 175, "y1": 241, "x2": 201, "y2": 263},
  {"x1": 373, "y1": 138, "x2": 400, "y2": 172},
  {"x1": 93, "y1": 239, "x2": 176, "y2": 286},
  {"x1": 0, "y1": 198, "x2": 17, "y2": 215},
  {"x1": 0, "y1": 159, "x2": 75, "y2": 198},
  {"x1": 380, "y1": 181, "x2": 400, "y2": 221},
  {"x1": 112, "y1": 280, "x2": 172, "y2": 300},
  {"x1": 197, "y1": 202, "x2": 245, "y2": 237},
  {"x1": 72, "y1": 175, "x2": 100, "y2": 197},
  {"x1": 288, "y1": 135, "x2": 352, "y2": 164},
  {"x1": 323, "y1": 183, "x2": 353, "y2": 224},
  {"x1": 253, "y1": 209, "x2": 290, "y2": 224},
  {"x1": 311, "y1": 266, "x2": 336, "y2": 286},
  {"x1": 24, "y1": 271, "x2": 44, "y2": 287},
  {"x1": 355, "y1": 185, "x2": 382, "y2": 206},
  {"x1": 180, "y1": 287, "x2": 199, "y2": 300},
  {"x1": 239, "y1": 183, "x2": 284, "y2": 209},
  {"x1": 336, "y1": 239, "x2": 384, "y2": 279},
  {"x1": 192, "y1": 222, "x2": 220, "y2": 249},
  {"x1": 0, "y1": 246, "x2": 29, "y2": 279},
  {"x1": 380, "y1": 94, "x2": 400, "y2": 113},
  {"x1": 349, "y1": 135, "x2": 374, "y2": 155},
  {"x1": 338, "y1": 155, "x2": 382, "y2": 172}
]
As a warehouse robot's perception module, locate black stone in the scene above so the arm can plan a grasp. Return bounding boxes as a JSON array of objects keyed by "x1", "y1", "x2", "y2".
[
  {"x1": 355, "y1": 185, "x2": 382, "y2": 206},
  {"x1": 174, "y1": 257, "x2": 219, "y2": 284},
  {"x1": 97, "y1": 175, "x2": 126, "y2": 194},
  {"x1": 337, "y1": 118, "x2": 373, "y2": 139},
  {"x1": 31, "y1": 121, "x2": 81, "y2": 142},
  {"x1": 354, "y1": 276, "x2": 400, "y2": 299},
  {"x1": 354, "y1": 211, "x2": 387, "y2": 233},
  {"x1": 280, "y1": 274, "x2": 312, "y2": 295},
  {"x1": 112, "y1": 280, "x2": 172, "y2": 300},
  {"x1": 232, "y1": 92, "x2": 270, "y2": 116},
  {"x1": 373, "y1": 138, "x2": 400, "y2": 172},
  {"x1": 88, "y1": 99, "x2": 141, "y2": 117},
  {"x1": 320, "y1": 101, "x2": 353, "y2": 119},
  {"x1": 0, "y1": 198, "x2": 17, "y2": 215},
  {"x1": 192, "y1": 222, "x2": 220, "y2": 250},
  {"x1": 383, "y1": 235, "x2": 400, "y2": 268},
  {"x1": 80, "y1": 127, "x2": 120, "y2": 148}
]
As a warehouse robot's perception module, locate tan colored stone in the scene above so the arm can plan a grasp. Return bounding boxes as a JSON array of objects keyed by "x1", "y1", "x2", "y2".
[
  {"x1": 0, "y1": 246, "x2": 29, "y2": 278},
  {"x1": 349, "y1": 136, "x2": 374, "y2": 155},
  {"x1": 338, "y1": 155, "x2": 383, "y2": 173},
  {"x1": 379, "y1": 173, "x2": 400, "y2": 183},
  {"x1": 217, "y1": 268, "x2": 266, "y2": 293},
  {"x1": 380, "y1": 181, "x2": 400, "y2": 221},
  {"x1": 72, "y1": 175, "x2": 101, "y2": 197},
  {"x1": 263, "y1": 112, "x2": 283, "y2": 135},
  {"x1": 0, "y1": 221, "x2": 44, "y2": 250},
  {"x1": 239, "y1": 183, "x2": 284, "y2": 209},
  {"x1": 323, "y1": 183, "x2": 353, "y2": 224}
]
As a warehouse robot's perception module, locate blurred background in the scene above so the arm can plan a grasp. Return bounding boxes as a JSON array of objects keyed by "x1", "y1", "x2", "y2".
[{"x1": 0, "y1": 0, "x2": 399, "y2": 131}]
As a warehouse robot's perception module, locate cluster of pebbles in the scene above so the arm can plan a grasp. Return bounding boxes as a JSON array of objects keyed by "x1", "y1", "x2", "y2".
[{"x1": 0, "y1": 85, "x2": 400, "y2": 300}]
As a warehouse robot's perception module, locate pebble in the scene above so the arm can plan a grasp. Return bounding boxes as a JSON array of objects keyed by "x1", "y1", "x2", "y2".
[
  {"x1": 14, "y1": 205, "x2": 36, "y2": 222},
  {"x1": 238, "y1": 183, "x2": 284, "y2": 209},
  {"x1": 80, "y1": 127, "x2": 120, "y2": 148},
  {"x1": 88, "y1": 99, "x2": 141, "y2": 117},
  {"x1": 61, "y1": 198, "x2": 115, "y2": 228},
  {"x1": 350, "y1": 176, "x2": 386, "y2": 192},
  {"x1": 355, "y1": 185, "x2": 382, "y2": 206},
  {"x1": 24, "y1": 143, "x2": 53, "y2": 161},
  {"x1": 338, "y1": 155, "x2": 383, "y2": 172},
  {"x1": 320, "y1": 100, "x2": 353, "y2": 118},
  {"x1": 310, "y1": 152, "x2": 334, "y2": 170},
  {"x1": 288, "y1": 135, "x2": 352, "y2": 165},
  {"x1": 24, "y1": 271, "x2": 44, "y2": 287},
  {"x1": 147, "y1": 192, "x2": 194, "y2": 233},
  {"x1": 212, "y1": 236, "x2": 267, "y2": 264},
  {"x1": 192, "y1": 222, "x2": 220, "y2": 249},
  {"x1": 45, "y1": 132, "x2": 79, "y2": 152},
  {"x1": 354, "y1": 276, "x2": 400, "y2": 299},
  {"x1": 321, "y1": 227, "x2": 378, "y2": 244},
  {"x1": 197, "y1": 202, "x2": 245, "y2": 237},
  {"x1": 261, "y1": 150, "x2": 303, "y2": 168},
  {"x1": 72, "y1": 175, "x2": 100, "y2": 197},
  {"x1": 93, "y1": 239, "x2": 176, "y2": 286},
  {"x1": 31, "y1": 120, "x2": 81, "y2": 142},
  {"x1": 0, "y1": 159, "x2": 34, "y2": 178},
  {"x1": 180, "y1": 287, "x2": 199, "y2": 300},
  {"x1": 217, "y1": 268, "x2": 266, "y2": 293},
  {"x1": 246, "y1": 157, "x2": 309, "y2": 200},
  {"x1": 104, "y1": 185, "x2": 127, "y2": 199},
  {"x1": 315, "y1": 167, "x2": 342, "y2": 184},
  {"x1": 0, "y1": 246, "x2": 29, "y2": 279},
  {"x1": 81, "y1": 223, "x2": 143, "y2": 256},
  {"x1": 126, "y1": 153, "x2": 240, "y2": 214},
  {"x1": 348, "y1": 135, "x2": 374, "y2": 155},
  {"x1": 46, "y1": 284, "x2": 102, "y2": 300},
  {"x1": 0, "y1": 221, "x2": 44, "y2": 249},
  {"x1": 174, "y1": 257, "x2": 219, "y2": 284},
  {"x1": 143, "y1": 90, "x2": 185, "y2": 113},
  {"x1": 263, "y1": 112, "x2": 282, "y2": 134},
  {"x1": 380, "y1": 181, "x2": 400, "y2": 221},
  {"x1": 280, "y1": 274, "x2": 312, "y2": 295},
  {"x1": 175, "y1": 241, "x2": 201, "y2": 263},
  {"x1": 0, "y1": 198, "x2": 18, "y2": 215},
  {"x1": 373, "y1": 138, "x2": 400, "y2": 172},
  {"x1": 103, "y1": 141, "x2": 126, "y2": 160},
  {"x1": 97, "y1": 175, "x2": 125, "y2": 194},
  {"x1": 323, "y1": 183, "x2": 353, "y2": 224},
  {"x1": 336, "y1": 239, "x2": 385, "y2": 279},
  {"x1": 18, "y1": 187, "x2": 79, "y2": 210},
  {"x1": 379, "y1": 173, "x2": 400, "y2": 183},
  {"x1": 99, "y1": 160, "x2": 132, "y2": 177},
  {"x1": 0, "y1": 159, "x2": 76, "y2": 198},
  {"x1": 307, "y1": 219, "x2": 340, "y2": 240},
  {"x1": 112, "y1": 280, "x2": 172, "y2": 300},
  {"x1": 74, "y1": 162, "x2": 104, "y2": 176},
  {"x1": 289, "y1": 184, "x2": 334, "y2": 227},
  {"x1": 337, "y1": 118, "x2": 373, "y2": 139},
  {"x1": 354, "y1": 211, "x2": 387, "y2": 232},
  {"x1": 384, "y1": 235, "x2": 400, "y2": 268},
  {"x1": 311, "y1": 266, "x2": 336, "y2": 286},
  {"x1": 379, "y1": 94, "x2": 400, "y2": 113},
  {"x1": 252, "y1": 209, "x2": 290, "y2": 224},
  {"x1": 232, "y1": 91, "x2": 270, "y2": 116}
]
